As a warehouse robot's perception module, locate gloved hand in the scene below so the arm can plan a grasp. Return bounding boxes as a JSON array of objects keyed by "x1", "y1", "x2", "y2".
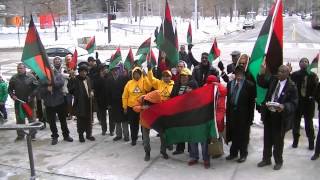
[
  {"x1": 218, "y1": 61, "x2": 224, "y2": 71},
  {"x1": 147, "y1": 63, "x2": 152, "y2": 71},
  {"x1": 188, "y1": 44, "x2": 193, "y2": 51}
]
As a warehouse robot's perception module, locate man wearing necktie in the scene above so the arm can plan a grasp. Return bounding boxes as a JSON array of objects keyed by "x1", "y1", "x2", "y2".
[
  {"x1": 226, "y1": 66, "x2": 256, "y2": 163},
  {"x1": 290, "y1": 58, "x2": 319, "y2": 150},
  {"x1": 257, "y1": 64, "x2": 298, "y2": 170}
]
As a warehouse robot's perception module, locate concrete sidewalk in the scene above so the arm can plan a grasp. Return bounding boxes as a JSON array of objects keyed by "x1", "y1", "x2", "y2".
[{"x1": 0, "y1": 115, "x2": 319, "y2": 180}]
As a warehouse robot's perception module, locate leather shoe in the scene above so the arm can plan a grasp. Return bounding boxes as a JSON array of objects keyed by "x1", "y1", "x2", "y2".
[
  {"x1": 204, "y1": 161, "x2": 210, "y2": 169},
  {"x1": 172, "y1": 150, "x2": 184, "y2": 155},
  {"x1": 131, "y1": 141, "x2": 136, "y2": 146},
  {"x1": 161, "y1": 151, "x2": 169, "y2": 159},
  {"x1": 51, "y1": 138, "x2": 58, "y2": 145},
  {"x1": 273, "y1": 163, "x2": 282, "y2": 170},
  {"x1": 113, "y1": 136, "x2": 122, "y2": 141},
  {"x1": 225, "y1": 155, "x2": 237, "y2": 160},
  {"x1": 79, "y1": 134, "x2": 85, "y2": 143},
  {"x1": 257, "y1": 160, "x2": 272, "y2": 167},
  {"x1": 86, "y1": 136, "x2": 95, "y2": 141},
  {"x1": 311, "y1": 154, "x2": 319, "y2": 161},
  {"x1": 124, "y1": 137, "x2": 130, "y2": 142},
  {"x1": 237, "y1": 156, "x2": 247, "y2": 163},
  {"x1": 188, "y1": 160, "x2": 198, "y2": 166},
  {"x1": 64, "y1": 136, "x2": 73, "y2": 142}
]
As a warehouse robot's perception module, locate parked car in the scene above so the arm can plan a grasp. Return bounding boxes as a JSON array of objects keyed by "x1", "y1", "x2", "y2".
[
  {"x1": 243, "y1": 18, "x2": 255, "y2": 29},
  {"x1": 45, "y1": 45, "x2": 94, "y2": 66}
]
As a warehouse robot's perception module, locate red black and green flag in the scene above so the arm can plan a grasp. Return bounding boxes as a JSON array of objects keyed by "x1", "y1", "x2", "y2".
[
  {"x1": 248, "y1": 0, "x2": 283, "y2": 105},
  {"x1": 155, "y1": 0, "x2": 179, "y2": 68},
  {"x1": 22, "y1": 16, "x2": 53, "y2": 85},
  {"x1": 307, "y1": 53, "x2": 319, "y2": 74},
  {"x1": 109, "y1": 47, "x2": 122, "y2": 70},
  {"x1": 85, "y1": 36, "x2": 96, "y2": 54},
  {"x1": 124, "y1": 48, "x2": 134, "y2": 71},
  {"x1": 147, "y1": 49, "x2": 157, "y2": 69},
  {"x1": 174, "y1": 26, "x2": 179, "y2": 50},
  {"x1": 187, "y1": 22, "x2": 192, "y2": 45},
  {"x1": 141, "y1": 85, "x2": 218, "y2": 145},
  {"x1": 208, "y1": 38, "x2": 221, "y2": 63},
  {"x1": 68, "y1": 49, "x2": 78, "y2": 70},
  {"x1": 136, "y1": 37, "x2": 151, "y2": 56},
  {"x1": 17, "y1": 99, "x2": 33, "y2": 120}
]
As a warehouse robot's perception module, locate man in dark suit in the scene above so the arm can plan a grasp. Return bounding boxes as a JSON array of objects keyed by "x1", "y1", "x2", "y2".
[
  {"x1": 226, "y1": 66, "x2": 256, "y2": 163},
  {"x1": 257, "y1": 64, "x2": 298, "y2": 170},
  {"x1": 290, "y1": 58, "x2": 319, "y2": 150},
  {"x1": 311, "y1": 82, "x2": 320, "y2": 160}
]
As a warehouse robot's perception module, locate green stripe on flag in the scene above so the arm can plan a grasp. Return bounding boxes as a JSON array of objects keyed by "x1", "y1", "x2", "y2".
[{"x1": 24, "y1": 57, "x2": 47, "y2": 81}]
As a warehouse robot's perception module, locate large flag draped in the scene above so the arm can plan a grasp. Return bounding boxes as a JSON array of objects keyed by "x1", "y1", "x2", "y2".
[
  {"x1": 124, "y1": 48, "x2": 134, "y2": 71},
  {"x1": 307, "y1": 53, "x2": 319, "y2": 74},
  {"x1": 22, "y1": 16, "x2": 53, "y2": 85},
  {"x1": 141, "y1": 85, "x2": 218, "y2": 145},
  {"x1": 248, "y1": 0, "x2": 283, "y2": 104},
  {"x1": 85, "y1": 36, "x2": 96, "y2": 54},
  {"x1": 187, "y1": 22, "x2": 192, "y2": 45},
  {"x1": 109, "y1": 47, "x2": 122, "y2": 70},
  {"x1": 208, "y1": 38, "x2": 221, "y2": 63},
  {"x1": 155, "y1": 0, "x2": 179, "y2": 68}
]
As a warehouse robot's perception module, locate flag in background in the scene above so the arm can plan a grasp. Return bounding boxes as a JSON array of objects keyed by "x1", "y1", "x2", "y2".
[
  {"x1": 248, "y1": 0, "x2": 283, "y2": 105},
  {"x1": 187, "y1": 22, "x2": 192, "y2": 45},
  {"x1": 208, "y1": 38, "x2": 221, "y2": 63},
  {"x1": 22, "y1": 15, "x2": 53, "y2": 85},
  {"x1": 109, "y1": 47, "x2": 122, "y2": 70},
  {"x1": 147, "y1": 49, "x2": 157, "y2": 69},
  {"x1": 155, "y1": 0, "x2": 179, "y2": 68},
  {"x1": 124, "y1": 48, "x2": 134, "y2": 71},
  {"x1": 68, "y1": 49, "x2": 78, "y2": 70},
  {"x1": 307, "y1": 53, "x2": 319, "y2": 74},
  {"x1": 140, "y1": 85, "x2": 218, "y2": 145},
  {"x1": 137, "y1": 37, "x2": 151, "y2": 65},
  {"x1": 85, "y1": 36, "x2": 96, "y2": 54}
]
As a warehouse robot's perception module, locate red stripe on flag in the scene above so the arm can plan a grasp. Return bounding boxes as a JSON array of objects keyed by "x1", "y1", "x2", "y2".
[
  {"x1": 35, "y1": 55, "x2": 52, "y2": 82},
  {"x1": 22, "y1": 102, "x2": 33, "y2": 118},
  {"x1": 165, "y1": 0, "x2": 172, "y2": 24}
]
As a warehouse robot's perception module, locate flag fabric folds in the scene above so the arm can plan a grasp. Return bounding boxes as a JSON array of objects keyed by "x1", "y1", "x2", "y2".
[
  {"x1": 124, "y1": 48, "x2": 134, "y2": 71},
  {"x1": 248, "y1": 0, "x2": 283, "y2": 105},
  {"x1": 85, "y1": 36, "x2": 96, "y2": 54},
  {"x1": 22, "y1": 16, "x2": 53, "y2": 85},
  {"x1": 187, "y1": 22, "x2": 192, "y2": 45},
  {"x1": 208, "y1": 38, "x2": 221, "y2": 63},
  {"x1": 137, "y1": 37, "x2": 151, "y2": 65},
  {"x1": 68, "y1": 49, "x2": 78, "y2": 70},
  {"x1": 307, "y1": 53, "x2": 319, "y2": 74},
  {"x1": 17, "y1": 98, "x2": 33, "y2": 120},
  {"x1": 155, "y1": 0, "x2": 179, "y2": 68},
  {"x1": 109, "y1": 47, "x2": 122, "y2": 70},
  {"x1": 140, "y1": 85, "x2": 218, "y2": 145},
  {"x1": 147, "y1": 49, "x2": 157, "y2": 69}
]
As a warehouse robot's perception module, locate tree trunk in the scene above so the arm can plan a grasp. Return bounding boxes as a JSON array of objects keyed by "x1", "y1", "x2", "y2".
[
  {"x1": 230, "y1": 7, "x2": 233, "y2": 22},
  {"x1": 214, "y1": 5, "x2": 218, "y2": 26},
  {"x1": 50, "y1": 12, "x2": 58, "y2": 41},
  {"x1": 135, "y1": 1, "x2": 138, "y2": 22}
]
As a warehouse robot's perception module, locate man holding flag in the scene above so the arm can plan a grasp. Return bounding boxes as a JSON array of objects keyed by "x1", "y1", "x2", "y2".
[{"x1": 8, "y1": 63, "x2": 39, "y2": 141}]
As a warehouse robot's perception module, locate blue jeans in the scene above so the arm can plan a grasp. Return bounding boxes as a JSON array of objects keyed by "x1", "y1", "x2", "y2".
[{"x1": 190, "y1": 142, "x2": 209, "y2": 161}]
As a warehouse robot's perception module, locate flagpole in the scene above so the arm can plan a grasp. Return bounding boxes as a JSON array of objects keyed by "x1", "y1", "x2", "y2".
[{"x1": 264, "y1": 0, "x2": 281, "y2": 56}]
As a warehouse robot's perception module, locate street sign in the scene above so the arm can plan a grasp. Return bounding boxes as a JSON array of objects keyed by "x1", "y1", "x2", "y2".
[{"x1": 13, "y1": 16, "x2": 22, "y2": 27}]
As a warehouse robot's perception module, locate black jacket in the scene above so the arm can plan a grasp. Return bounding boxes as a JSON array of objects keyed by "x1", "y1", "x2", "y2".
[
  {"x1": 257, "y1": 74, "x2": 299, "y2": 133},
  {"x1": 192, "y1": 65, "x2": 219, "y2": 87},
  {"x1": 290, "y1": 70, "x2": 318, "y2": 100},
  {"x1": 170, "y1": 79, "x2": 198, "y2": 98}
]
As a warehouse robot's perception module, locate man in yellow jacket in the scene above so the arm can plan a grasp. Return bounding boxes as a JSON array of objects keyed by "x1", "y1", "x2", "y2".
[
  {"x1": 122, "y1": 67, "x2": 152, "y2": 145},
  {"x1": 147, "y1": 69, "x2": 174, "y2": 101}
]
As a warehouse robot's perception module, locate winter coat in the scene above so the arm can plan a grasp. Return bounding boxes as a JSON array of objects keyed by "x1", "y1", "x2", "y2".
[
  {"x1": 40, "y1": 71, "x2": 65, "y2": 107},
  {"x1": 0, "y1": 80, "x2": 8, "y2": 103},
  {"x1": 192, "y1": 65, "x2": 219, "y2": 87},
  {"x1": 93, "y1": 75, "x2": 108, "y2": 109},
  {"x1": 147, "y1": 70, "x2": 174, "y2": 101},
  {"x1": 122, "y1": 67, "x2": 152, "y2": 110},
  {"x1": 8, "y1": 73, "x2": 39, "y2": 102},
  {"x1": 68, "y1": 75, "x2": 93, "y2": 117}
]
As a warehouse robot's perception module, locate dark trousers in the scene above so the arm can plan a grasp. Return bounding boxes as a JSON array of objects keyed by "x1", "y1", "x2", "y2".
[
  {"x1": 142, "y1": 127, "x2": 166, "y2": 153},
  {"x1": 315, "y1": 116, "x2": 320, "y2": 154},
  {"x1": 45, "y1": 103, "x2": 70, "y2": 139},
  {"x1": 263, "y1": 113, "x2": 285, "y2": 164},
  {"x1": 230, "y1": 126, "x2": 250, "y2": 158},
  {"x1": 107, "y1": 108, "x2": 116, "y2": 133},
  {"x1": 292, "y1": 101, "x2": 315, "y2": 141},
  {"x1": 127, "y1": 107, "x2": 139, "y2": 142},
  {"x1": 97, "y1": 106, "x2": 107, "y2": 133},
  {"x1": 176, "y1": 143, "x2": 185, "y2": 152},
  {"x1": 77, "y1": 116, "x2": 92, "y2": 137},
  {"x1": 0, "y1": 104, "x2": 7, "y2": 119}
]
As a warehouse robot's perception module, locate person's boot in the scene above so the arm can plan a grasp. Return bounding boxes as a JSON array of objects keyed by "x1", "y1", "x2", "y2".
[
  {"x1": 161, "y1": 151, "x2": 169, "y2": 159},
  {"x1": 311, "y1": 153, "x2": 319, "y2": 160},
  {"x1": 79, "y1": 134, "x2": 85, "y2": 143},
  {"x1": 144, "y1": 151, "x2": 150, "y2": 161},
  {"x1": 309, "y1": 139, "x2": 315, "y2": 150},
  {"x1": 292, "y1": 137, "x2": 299, "y2": 148}
]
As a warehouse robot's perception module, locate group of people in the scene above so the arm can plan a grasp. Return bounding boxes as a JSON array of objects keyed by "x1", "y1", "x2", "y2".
[{"x1": 1, "y1": 44, "x2": 320, "y2": 171}]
